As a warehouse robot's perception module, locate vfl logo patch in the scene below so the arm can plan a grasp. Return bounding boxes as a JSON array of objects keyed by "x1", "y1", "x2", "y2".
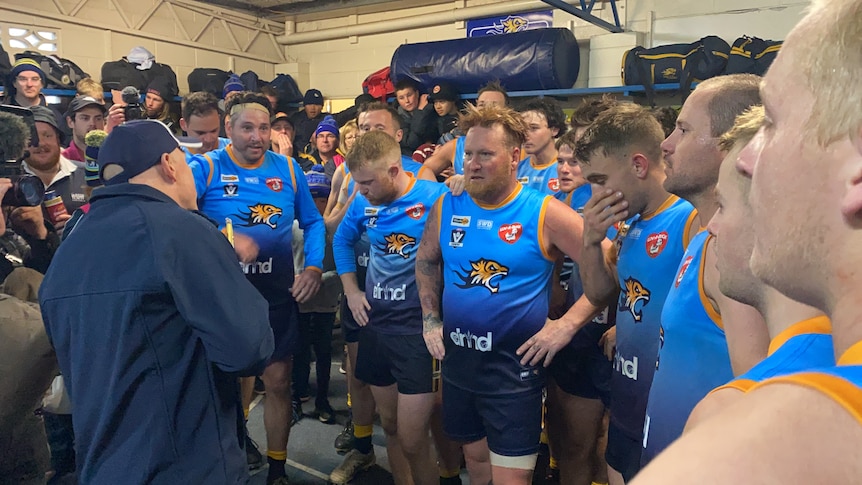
[
  {"x1": 266, "y1": 177, "x2": 283, "y2": 192},
  {"x1": 235, "y1": 203, "x2": 282, "y2": 229},
  {"x1": 450, "y1": 228, "x2": 466, "y2": 248},
  {"x1": 618, "y1": 277, "x2": 651, "y2": 322},
  {"x1": 646, "y1": 231, "x2": 669, "y2": 258},
  {"x1": 379, "y1": 233, "x2": 416, "y2": 259},
  {"x1": 223, "y1": 183, "x2": 238, "y2": 197},
  {"x1": 548, "y1": 177, "x2": 560, "y2": 192},
  {"x1": 498, "y1": 223, "x2": 522, "y2": 244},
  {"x1": 675, "y1": 255, "x2": 694, "y2": 288},
  {"x1": 366, "y1": 216, "x2": 378, "y2": 228},
  {"x1": 406, "y1": 203, "x2": 426, "y2": 220},
  {"x1": 454, "y1": 259, "x2": 509, "y2": 294}
]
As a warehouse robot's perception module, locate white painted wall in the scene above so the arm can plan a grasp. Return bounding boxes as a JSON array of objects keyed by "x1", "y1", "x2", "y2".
[
  {"x1": 0, "y1": 0, "x2": 285, "y2": 93},
  {"x1": 285, "y1": 0, "x2": 809, "y2": 98}
]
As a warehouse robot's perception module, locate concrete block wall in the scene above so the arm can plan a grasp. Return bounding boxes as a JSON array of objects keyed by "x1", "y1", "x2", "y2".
[{"x1": 0, "y1": 0, "x2": 283, "y2": 94}]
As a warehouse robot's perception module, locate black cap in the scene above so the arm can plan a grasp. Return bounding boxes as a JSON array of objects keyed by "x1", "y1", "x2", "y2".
[
  {"x1": 427, "y1": 82, "x2": 459, "y2": 103},
  {"x1": 29, "y1": 106, "x2": 65, "y2": 145},
  {"x1": 67, "y1": 95, "x2": 107, "y2": 117}
]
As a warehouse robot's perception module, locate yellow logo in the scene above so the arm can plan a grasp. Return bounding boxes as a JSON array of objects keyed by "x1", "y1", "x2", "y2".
[
  {"x1": 455, "y1": 259, "x2": 509, "y2": 294},
  {"x1": 501, "y1": 16, "x2": 528, "y2": 33},
  {"x1": 662, "y1": 67, "x2": 678, "y2": 80},
  {"x1": 236, "y1": 203, "x2": 283, "y2": 229},
  {"x1": 618, "y1": 277, "x2": 651, "y2": 322},
  {"x1": 380, "y1": 233, "x2": 416, "y2": 259}
]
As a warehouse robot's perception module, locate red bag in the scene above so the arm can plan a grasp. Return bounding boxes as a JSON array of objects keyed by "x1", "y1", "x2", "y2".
[{"x1": 362, "y1": 67, "x2": 395, "y2": 101}]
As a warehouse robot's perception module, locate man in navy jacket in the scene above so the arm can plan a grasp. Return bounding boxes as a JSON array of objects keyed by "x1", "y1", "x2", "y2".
[{"x1": 39, "y1": 120, "x2": 274, "y2": 484}]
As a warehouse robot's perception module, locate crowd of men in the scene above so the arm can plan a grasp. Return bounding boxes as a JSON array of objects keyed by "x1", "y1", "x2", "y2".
[{"x1": 2, "y1": 1, "x2": 862, "y2": 483}]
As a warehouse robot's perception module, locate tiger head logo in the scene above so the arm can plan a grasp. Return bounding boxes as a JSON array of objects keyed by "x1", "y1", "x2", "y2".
[
  {"x1": 379, "y1": 233, "x2": 416, "y2": 259},
  {"x1": 501, "y1": 16, "x2": 528, "y2": 33},
  {"x1": 618, "y1": 277, "x2": 651, "y2": 322},
  {"x1": 235, "y1": 204, "x2": 283, "y2": 229},
  {"x1": 455, "y1": 259, "x2": 509, "y2": 294}
]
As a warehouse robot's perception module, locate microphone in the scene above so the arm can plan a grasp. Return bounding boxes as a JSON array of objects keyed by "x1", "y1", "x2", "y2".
[{"x1": 0, "y1": 110, "x2": 30, "y2": 162}]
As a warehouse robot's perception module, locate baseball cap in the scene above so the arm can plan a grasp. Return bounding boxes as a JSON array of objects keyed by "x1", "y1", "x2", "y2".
[
  {"x1": 305, "y1": 165, "x2": 331, "y2": 198},
  {"x1": 67, "y1": 95, "x2": 107, "y2": 117},
  {"x1": 99, "y1": 120, "x2": 201, "y2": 185},
  {"x1": 427, "y1": 82, "x2": 459, "y2": 102},
  {"x1": 303, "y1": 89, "x2": 323, "y2": 106},
  {"x1": 271, "y1": 112, "x2": 294, "y2": 128},
  {"x1": 29, "y1": 106, "x2": 65, "y2": 145}
]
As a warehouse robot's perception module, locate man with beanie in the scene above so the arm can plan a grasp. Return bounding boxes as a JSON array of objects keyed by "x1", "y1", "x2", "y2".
[
  {"x1": 4, "y1": 58, "x2": 67, "y2": 138},
  {"x1": 218, "y1": 74, "x2": 246, "y2": 137},
  {"x1": 290, "y1": 88, "x2": 326, "y2": 158},
  {"x1": 298, "y1": 115, "x2": 340, "y2": 174},
  {"x1": 292, "y1": 165, "x2": 341, "y2": 424},
  {"x1": 63, "y1": 96, "x2": 106, "y2": 165},
  {"x1": 39, "y1": 119, "x2": 274, "y2": 484},
  {"x1": 428, "y1": 82, "x2": 460, "y2": 145},
  {"x1": 144, "y1": 77, "x2": 179, "y2": 134}
]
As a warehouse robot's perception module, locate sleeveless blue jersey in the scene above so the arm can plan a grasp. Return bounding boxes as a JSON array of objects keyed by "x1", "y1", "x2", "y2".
[
  {"x1": 189, "y1": 145, "x2": 325, "y2": 306},
  {"x1": 611, "y1": 195, "x2": 697, "y2": 440},
  {"x1": 182, "y1": 137, "x2": 230, "y2": 163},
  {"x1": 341, "y1": 155, "x2": 426, "y2": 195},
  {"x1": 333, "y1": 178, "x2": 447, "y2": 335},
  {"x1": 516, "y1": 156, "x2": 560, "y2": 195},
  {"x1": 453, "y1": 136, "x2": 466, "y2": 175},
  {"x1": 714, "y1": 317, "x2": 833, "y2": 393},
  {"x1": 642, "y1": 231, "x2": 732, "y2": 465},
  {"x1": 749, "y1": 341, "x2": 862, "y2": 427},
  {"x1": 438, "y1": 185, "x2": 554, "y2": 395}
]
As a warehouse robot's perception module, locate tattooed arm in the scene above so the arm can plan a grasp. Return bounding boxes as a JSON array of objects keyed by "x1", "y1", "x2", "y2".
[{"x1": 416, "y1": 196, "x2": 445, "y2": 359}]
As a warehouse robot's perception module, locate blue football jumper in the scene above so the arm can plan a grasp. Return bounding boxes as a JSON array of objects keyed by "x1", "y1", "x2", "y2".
[
  {"x1": 333, "y1": 178, "x2": 448, "y2": 335},
  {"x1": 611, "y1": 195, "x2": 697, "y2": 442},
  {"x1": 642, "y1": 230, "x2": 732, "y2": 465},
  {"x1": 189, "y1": 145, "x2": 325, "y2": 306},
  {"x1": 438, "y1": 184, "x2": 555, "y2": 395},
  {"x1": 516, "y1": 155, "x2": 560, "y2": 195},
  {"x1": 713, "y1": 316, "x2": 833, "y2": 393}
]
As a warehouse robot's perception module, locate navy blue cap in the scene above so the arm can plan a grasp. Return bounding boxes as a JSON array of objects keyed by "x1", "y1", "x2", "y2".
[{"x1": 99, "y1": 120, "x2": 201, "y2": 185}]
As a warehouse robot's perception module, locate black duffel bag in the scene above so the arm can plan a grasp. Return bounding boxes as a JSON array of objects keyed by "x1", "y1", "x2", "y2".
[
  {"x1": 622, "y1": 36, "x2": 730, "y2": 103},
  {"x1": 725, "y1": 36, "x2": 782, "y2": 76},
  {"x1": 188, "y1": 68, "x2": 231, "y2": 97}
]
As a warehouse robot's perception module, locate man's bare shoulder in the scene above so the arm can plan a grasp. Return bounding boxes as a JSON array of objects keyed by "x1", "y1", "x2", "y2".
[{"x1": 632, "y1": 380, "x2": 862, "y2": 484}]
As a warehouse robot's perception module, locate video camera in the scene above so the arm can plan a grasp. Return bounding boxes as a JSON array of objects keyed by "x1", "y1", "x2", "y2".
[
  {"x1": 0, "y1": 105, "x2": 47, "y2": 207},
  {"x1": 121, "y1": 86, "x2": 144, "y2": 121}
]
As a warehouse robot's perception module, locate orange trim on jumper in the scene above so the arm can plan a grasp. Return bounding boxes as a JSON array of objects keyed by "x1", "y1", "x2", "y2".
[
  {"x1": 641, "y1": 195, "x2": 680, "y2": 221},
  {"x1": 203, "y1": 153, "x2": 215, "y2": 188},
  {"x1": 473, "y1": 184, "x2": 523, "y2": 210},
  {"x1": 538, "y1": 196, "x2": 554, "y2": 262},
  {"x1": 530, "y1": 155, "x2": 558, "y2": 170},
  {"x1": 433, "y1": 193, "x2": 446, "y2": 237},
  {"x1": 769, "y1": 316, "x2": 832, "y2": 356},
  {"x1": 227, "y1": 144, "x2": 265, "y2": 169},
  {"x1": 682, "y1": 209, "x2": 699, "y2": 248},
  {"x1": 752, "y1": 372, "x2": 862, "y2": 425},
  {"x1": 711, "y1": 378, "x2": 756, "y2": 395},
  {"x1": 698, "y1": 234, "x2": 723, "y2": 329},
  {"x1": 838, "y1": 340, "x2": 862, "y2": 365},
  {"x1": 396, "y1": 176, "x2": 417, "y2": 200}
]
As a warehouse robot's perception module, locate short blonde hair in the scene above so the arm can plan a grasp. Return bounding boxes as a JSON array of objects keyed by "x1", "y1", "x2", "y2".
[
  {"x1": 76, "y1": 77, "x2": 104, "y2": 102},
  {"x1": 719, "y1": 105, "x2": 765, "y2": 152},
  {"x1": 797, "y1": 0, "x2": 862, "y2": 145},
  {"x1": 347, "y1": 130, "x2": 401, "y2": 172},
  {"x1": 458, "y1": 104, "x2": 527, "y2": 149},
  {"x1": 339, "y1": 120, "x2": 358, "y2": 154}
]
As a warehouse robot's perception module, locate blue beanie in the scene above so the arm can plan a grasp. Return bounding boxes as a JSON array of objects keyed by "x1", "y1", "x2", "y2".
[
  {"x1": 305, "y1": 165, "x2": 331, "y2": 198},
  {"x1": 314, "y1": 115, "x2": 339, "y2": 139},
  {"x1": 223, "y1": 74, "x2": 244, "y2": 99},
  {"x1": 11, "y1": 58, "x2": 46, "y2": 83}
]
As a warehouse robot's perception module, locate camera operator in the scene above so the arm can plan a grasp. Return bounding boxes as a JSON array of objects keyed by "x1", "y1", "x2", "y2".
[{"x1": 0, "y1": 111, "x2": 59, "y2": 281}]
